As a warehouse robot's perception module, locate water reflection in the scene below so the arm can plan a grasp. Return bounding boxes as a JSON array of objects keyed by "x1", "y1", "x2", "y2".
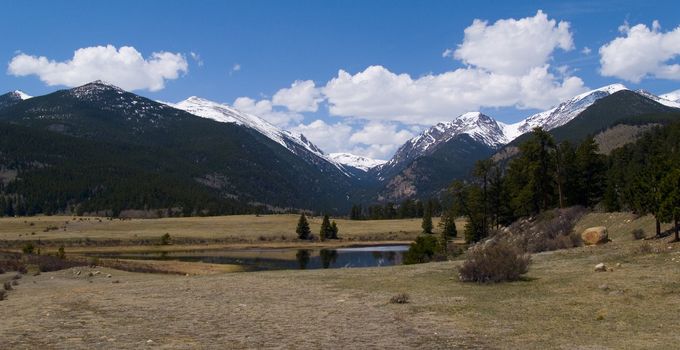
[{"x1": 87, "y1": 245, "x2": 409, "y2": 271}]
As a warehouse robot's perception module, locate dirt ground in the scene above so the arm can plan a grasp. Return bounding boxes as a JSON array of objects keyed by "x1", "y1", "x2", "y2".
[{"x1": 1, "y1": 212, "x2": 680, "y2": 349}]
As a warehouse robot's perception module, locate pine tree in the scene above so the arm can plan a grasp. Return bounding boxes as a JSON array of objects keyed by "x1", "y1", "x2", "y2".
[
  {"x1": 320, "y1": 214, "x2": 331, "y2": 241},
  {"x1": 575, "y1": 136, "x2": 606, "y2": 207},
  {"x1": 659, "y1": 169, "x2": 680, "y2": 242},
  {"x1": 296, "y1": 213, "x2": 311, "y2": 240},
  {"x1": 330, "y1": 220, "x2": 339, "y2": 239},
  {"x1": 422, "y1": 202, "x2": 433, "y2": 234},
  {"x1": 440, "y1": 208, "x2": 457, "y2": 238}
]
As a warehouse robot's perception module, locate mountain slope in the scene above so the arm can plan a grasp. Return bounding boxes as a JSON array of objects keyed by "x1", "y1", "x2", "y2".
[
  {"x1": 169, "y1": 96, "x2": 353, "y2": 177},
  {"x1": 0, "y1": 82, "x2": 358, "y2": 215},
  {"x1": 660, "y1": 90, "x2": 680, "y2": 103}
]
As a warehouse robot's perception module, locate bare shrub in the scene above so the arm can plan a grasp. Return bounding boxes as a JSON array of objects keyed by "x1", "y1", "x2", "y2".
[
  {"x1": 632, "y1": 241, "x2": 656, "y2": 255},
  {"x1": 459, "y1": 240, "x2": 532, "y2": 283},
  {"x1": 389, "y1": 293, "x2": 410, "y2": 304},
  {"x1": 631, "y1": 229, "x2": 645, "y2": 240},
  {"x1": 503, "y1": 206, "x2": 586, "y2": 253},
  {"x1": 3, "y1": 281, "x2": 12, "y2": 291}
]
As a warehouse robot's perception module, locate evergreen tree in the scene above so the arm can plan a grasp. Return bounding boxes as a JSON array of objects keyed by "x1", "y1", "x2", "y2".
[
  {"x1": 330, "y1": 220, "x2": 339, "y2": 239},
  {"x1": 319, "y1": 214, "x2": 331, "y2": 241},
  {"x1": 439, "y1": 207, "x2": 457, "y2": 238},
  {"x1": 421, "y1": 203, "x2": 433, "y2": 234},
  {"x1": 296, "y1": 213, "x2": 311, "y2": 240},
  {"x1": 575, "y1": 136, "x2": 606, "y2": 207},
  {"x1": 659, "y1": 169, "x2": 680, "y2": 242}
]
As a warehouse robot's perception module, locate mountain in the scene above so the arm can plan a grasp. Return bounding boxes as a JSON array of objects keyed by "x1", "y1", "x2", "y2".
[
  {"x1": 660, "y1": 90, "x2": 680, "y2": 103},
  {"x1": 371, "y1": 112, "x2": 505, "y2": 201},
  {"x1": 0, "y1": 90, "x2": 32, "y2": 110},
  {"x1": 328, "y1": 153, "x2": 385, "y2": 172},
  {"x1": 0, "y1": 81, "x2": 359, "y2": 216},
  {"x1": 635, "y1": 89, "x2": 680, "y2": 108},
  {"x1": 504, "y1": 84, "x2": 629, "y2": 138},
  {"x1": 168, "y1": 96, "x2": 353, "y2": 177},
  {"x1": 372, "y1": 84, "x2": 680, "y2": 202}
]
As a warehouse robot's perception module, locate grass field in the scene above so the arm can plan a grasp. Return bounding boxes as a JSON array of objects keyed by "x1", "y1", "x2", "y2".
[
  {"x1": 1, "y1": 212, "x2": 679, "y2": 348},
  {"x1": 0, "y1": 215, "x2": 452, "y2": 245}
]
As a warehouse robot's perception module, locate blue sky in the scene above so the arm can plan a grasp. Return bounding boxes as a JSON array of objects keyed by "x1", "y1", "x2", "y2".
[{"x1": 2, "y1": 0, "x2": 680, "y2": 159}]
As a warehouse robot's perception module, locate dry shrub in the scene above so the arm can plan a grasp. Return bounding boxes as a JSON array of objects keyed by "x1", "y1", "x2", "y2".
[
  {"x1": 3, "y1": 281, "x2": 12, "y2": 291},
  {"x1": 631, "y1": 229, "x2": 645, "y2": 240},
  {"x1": 459, "y1": 240, "x2": 532, "y2": 283},
  {"x1": 632, "y1": 241, "x2": 656, "y2": 255},
  {"x1": 0, "y1": 289, "x2": 5, "y2": 301},
  {"x1": 389, "y1": 293, "x2": 410, "y2": 304},
  {"x1": 503, "y1": 206, "x2": 586, "y2": 253}
]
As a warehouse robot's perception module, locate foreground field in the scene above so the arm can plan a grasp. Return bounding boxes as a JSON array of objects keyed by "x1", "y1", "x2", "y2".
[
  {"x1": 1, "y1": 212, "x2": 679, "y2": 348},
  {"x1": 0, "y1": 214, "x2": 445, "y2": 245}
]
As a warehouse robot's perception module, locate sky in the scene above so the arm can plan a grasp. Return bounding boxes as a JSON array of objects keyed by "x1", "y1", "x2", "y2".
[{"x1": 2, "y1": 0, "x2": 680, "y2": 160}]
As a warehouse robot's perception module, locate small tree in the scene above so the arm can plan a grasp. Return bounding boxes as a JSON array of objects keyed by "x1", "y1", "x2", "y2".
[
  {"x1": 319, "y1": 214, "x2": 331, "y2": 241},
  {"x1": 330, "y1": 221, "x2": 339, "y2": 239},
  {"x1": 296, "y1": 213, "x2": 311, "y2": 240},
  {"x1": 22, "y1": 242, "x2": 35, "y2": 254},
  {"x1": 440, "y1": 209, "x2": 457, "y2": 238},
  {"x1": 422, "y1": 204, "x2": 433, "y2": 234},
  {"x1": 57, "y1": 245, "x2": 66, "y2": 259},
  {"x1": 160, "y1": 233, "x2": 171, "y2": 245}
]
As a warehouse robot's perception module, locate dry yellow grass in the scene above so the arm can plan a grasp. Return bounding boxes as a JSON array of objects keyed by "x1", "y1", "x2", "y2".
[
  {"x1": 1, "y1": 213, "x2": 679, "y2": 349},
  {"x1": 0, "y1": 214, "x2": 451, "y2": 243}
]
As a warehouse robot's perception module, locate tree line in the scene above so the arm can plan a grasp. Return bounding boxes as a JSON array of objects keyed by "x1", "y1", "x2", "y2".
[
  {"x1": 449, "y1": 123, "x2": 680, "y2": 243},
  {"x1": 349, "y1": 199, "x2": 443, "y2": 220}
]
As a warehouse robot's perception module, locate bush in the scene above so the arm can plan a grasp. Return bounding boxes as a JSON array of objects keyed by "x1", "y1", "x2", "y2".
[
  {"x1": 57, "y1": 246, "x2": 66, "y2": 259},
  {"x1": 22, "y1": 242, "x2": 35, "y2": 254},
  {"x1": 631, "y1": 229, "x2": 645, "y2": 240},
  {"x1": 3, "y1": 281, "x2": 12, "y2": 291},
  {"x1": 404, "y1": 235, "x2": 442, "y2": 264},
  {"x1": 0, "y1": 289, "x2": 5, "y2": 301},
  {"x1": 389, "y1": 293, "x2": 410, "y2": 304},
  {"x1": 160, "y1": 233, "x2": 171, "y2": 245},
  {"x1": 504, "y1": 206, "x2": 586, "y2": 253},
  {"x1": 459, "y1": 240, "x2": 532, "y2": 283}
]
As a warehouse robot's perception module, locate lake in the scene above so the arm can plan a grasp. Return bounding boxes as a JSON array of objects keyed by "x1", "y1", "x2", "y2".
[{"x1": 89, "y1": 245, "x2": 410, "y2": 271}]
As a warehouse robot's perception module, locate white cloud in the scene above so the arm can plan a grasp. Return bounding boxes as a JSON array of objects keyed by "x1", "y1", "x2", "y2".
[
  {"x1": 7, "y1": 45, "x2": 188, "y2": 91},
  {"x1": 599, "y1": 21, "x2": 680, "y2": 82},
  {"x1": 233, "y1": 96, "x2": 303, "y2": 127},
  {"x1": 322, "y1": 64, "x2": 585, "y2": 125},
  {"x1": 272, "y1": 80, "x2": 323, "y2": 112},
  {"x1": 581, "y1": 46, "x2": 592, "y2": 55},
  {"x1": 320, "y1": 11, "x2": 586, "y2": 125},
  {"x1": 190, "y1": 52, "x2": 204, "y2": 66},
  {"x1": 291, "y1": 120, "x2": 414, "y2": 159},
  {"x1": 454, "y1": 10, "x2": 574, "y2": 75},
  {"x1": 229, "y1": 63, "x2": 241, "y2": 75},
  {"x1": 441, "y1": 48, "x2": 454, "y2": 58}
]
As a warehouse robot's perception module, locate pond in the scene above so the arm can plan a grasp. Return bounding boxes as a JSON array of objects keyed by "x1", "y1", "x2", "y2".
[{"x1": 89, "y1": 245, "x2": 410, "y2": 271}]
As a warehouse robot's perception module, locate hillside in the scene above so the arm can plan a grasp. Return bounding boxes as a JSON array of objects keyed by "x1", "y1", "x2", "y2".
[{"x1": 0, "y1": 82, "x2": 360, "y2": 216}]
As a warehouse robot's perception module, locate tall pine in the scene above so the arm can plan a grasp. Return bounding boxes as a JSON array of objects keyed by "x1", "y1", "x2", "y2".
[{"x1": 296, "y1": 213, "x2": 311, "y2": 240}]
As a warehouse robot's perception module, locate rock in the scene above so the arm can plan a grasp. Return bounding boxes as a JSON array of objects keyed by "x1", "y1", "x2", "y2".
[
  {"x1": 581, "y1": 227, "x2": 609, "y2": 245},
  {"x1": 93, "y1": 271, "x2": 101, "y2": 276},
  {"x1": 106, "y1": 274, "x2": 112, "y2": 278},
  {"x1": 616, "y1": 263, "x2": 622, "y2": 267},
  {"x1": 594, "y1": 263, "x2": 607, "y2": 272}
]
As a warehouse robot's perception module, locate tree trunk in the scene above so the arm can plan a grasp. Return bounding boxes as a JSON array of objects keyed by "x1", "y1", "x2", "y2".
[
  {"x1": 674, "y1": 215, "x2": 679, "y2": 242},
  {"x1": 656, "y1": 217, "x2": 661, "y2": 238}
]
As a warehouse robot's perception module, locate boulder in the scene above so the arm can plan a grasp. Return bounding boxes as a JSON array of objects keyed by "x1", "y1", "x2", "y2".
[
  {"x1": 582, "y1": 227, "x2": 609, "y2": 245},
  {"x1": 594, "y1": 263, "x2": 607, "y2": 272}
]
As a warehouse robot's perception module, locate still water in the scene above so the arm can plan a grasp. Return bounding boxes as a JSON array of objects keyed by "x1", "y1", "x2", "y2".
[{"x1": 91, "y1": 245, "x2": 410, "y2": 271}]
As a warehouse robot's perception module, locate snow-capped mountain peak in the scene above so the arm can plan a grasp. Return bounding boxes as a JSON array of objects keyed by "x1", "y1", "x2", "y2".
[
  {"x1": 12, "y1": 90, "x2": 32, "y2": 100},
  {"x1": 169, "y1": 96, "x2": 353, "y2": 177},
  {"x1": 505, "y1": 83, "x2": 629, "y2": 137},
  {"x1": 637, "y1": 89, "x2": 680, "y2": 108},
  {"x1": 329, "y1": 153, "x2": 386, "y2": 172}
]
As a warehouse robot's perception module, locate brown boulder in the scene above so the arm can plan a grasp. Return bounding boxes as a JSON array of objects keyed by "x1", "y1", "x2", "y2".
[{"x1": 582, "y1": 226, "x2": 609, "y2": 245}]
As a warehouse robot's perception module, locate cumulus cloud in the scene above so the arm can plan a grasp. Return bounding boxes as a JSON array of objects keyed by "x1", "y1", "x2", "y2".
[
  {"x1": 322, "y1": 64, "x2": 585, "y2": 125},
  {"x1": 581, "y1": 46, "x2": 592, "y2": 55},
  {"x1": 233, "y1": 96, "x2": 303, "y2": 127},
  {"x1": 321, "y1": 11, "x2": 586, "y2": 125},
  {"x1": 272, "y1": 80, "x2": 323, "y2": 112},
  {"x1": 229, "y1": 63, "x2": 241, "y2": 75},
  {"x1": 7, "y1": 45, "x2": 188, "y2": 91},
  {"x1": 454, "y1": 10, "x2": 574, "y2": 75},
  {"x1": 291, "y1": 120, "x2": 414, "y2": 159},
  {"x1": 599, "y1": 20, "x2": 680, "y2": 82}
]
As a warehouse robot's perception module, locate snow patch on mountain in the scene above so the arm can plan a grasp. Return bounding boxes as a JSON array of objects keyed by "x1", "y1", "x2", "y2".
[
  {"x1": 637, "y1": 89, "x2": 680, "y2": 108},
  {"x1": 660, "y1": 90, "x2": 680, "y2": 103},
  {"x1": 13, "y1": 90, "x2": 32, "y2": 100},
  {"x1": 329, "y1": 153, "x2": 386, "y2": 171},
  {"x1": 506, "y1": 84, "x2": 629, "y2": 136}
]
